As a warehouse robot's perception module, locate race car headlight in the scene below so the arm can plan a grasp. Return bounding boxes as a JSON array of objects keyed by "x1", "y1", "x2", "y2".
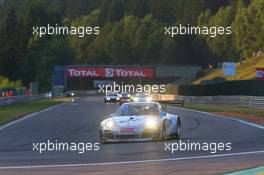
[
  {"x1": 127, "y1": 94, "x2": 131, "y2": 97},
  {"x1": 116, "y1": 97, "x2": 120, "y2": 100},
  {"x1": 145, "y1": 118, "x2": 158, "y2": 129},
  {"x1": 106, "y1": 97, "x2": 110, "y2": 100},
  {"x1": 105, "y1": 120, "x2": 114, "y2": 129},
  {"x1": 134, "y1": 97, "x2": 139, "y2": 102},
  {"x1": 146, "y1": 97, "x2": 152, "y2": 102}
]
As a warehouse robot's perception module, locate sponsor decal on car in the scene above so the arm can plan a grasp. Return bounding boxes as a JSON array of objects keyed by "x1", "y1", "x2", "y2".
[{"x1": 121, "y1": 128, "x2": 134, "y2": 133}]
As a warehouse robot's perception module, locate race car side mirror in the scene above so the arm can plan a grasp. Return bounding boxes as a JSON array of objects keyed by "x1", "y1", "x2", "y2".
[
  {"x1": 164, "y1": 105, "x2": 168, "y2": 112},
  {"x1": 110, "y1": 113, "x2": 115, "y2": 117},
  {"x1": 162, "y1": 104, "x2": 168, "y2": 112}
]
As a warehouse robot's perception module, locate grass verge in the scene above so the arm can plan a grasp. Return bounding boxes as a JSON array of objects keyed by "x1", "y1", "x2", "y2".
[
  {"x1": 0, "y1": 98, "x2": 66, "y2": 124},
  {"x1": 178, "y1": 103, "x2": 264, "y2": 124}
]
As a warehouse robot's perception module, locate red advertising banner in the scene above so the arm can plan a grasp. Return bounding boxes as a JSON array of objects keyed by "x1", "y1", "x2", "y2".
[
  {"x1": 256, "y1": 68, "x2": 264, "y2": 80},
  {"x1": 66, "y1": 67, "x2": 154, "y2": 78}
]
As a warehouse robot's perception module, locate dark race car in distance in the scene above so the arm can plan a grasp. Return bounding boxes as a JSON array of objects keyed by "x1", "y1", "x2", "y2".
[
  {"x1": 119, "y1": 92, "x2": 132, "y2": 104},
  {"x1": 104, "y1": 92, "x2": 120, "y2": 103}
]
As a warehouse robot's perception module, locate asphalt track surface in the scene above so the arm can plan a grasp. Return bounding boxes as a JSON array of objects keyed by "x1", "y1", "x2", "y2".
[{"x1": 0, "y1": 96, "x2": 264, "y2": 175}]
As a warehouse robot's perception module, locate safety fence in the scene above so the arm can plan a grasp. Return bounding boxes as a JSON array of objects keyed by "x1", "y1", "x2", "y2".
[
  {"x1": 178, "y1": 80, "x2": 264, "y2": 96},
  {"x1": 152, "y1": 94, "x2": 264, "y2": 109},
  {"x1": 181, "y1": 95, "x2": 264, "y2": 108}
]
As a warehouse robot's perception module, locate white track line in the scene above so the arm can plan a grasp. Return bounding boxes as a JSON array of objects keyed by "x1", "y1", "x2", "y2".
[
  {"x1": 169, "y1": 106, "x2": 264, "y2": 130},
  {"x1": 0, "y1": 103, "x2": 65, "y2": 131},
  {"x1": 0, "y1": 150, "x2": 264, "y2": 170}
]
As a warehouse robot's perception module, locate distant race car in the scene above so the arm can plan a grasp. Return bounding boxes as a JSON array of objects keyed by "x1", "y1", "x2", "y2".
[
  {"x1": 104, "y1": 92, "x2": 120, "y2": 103},
  {"x1": 99, "y1": 102, "x2": 181, "y2": 143},
  {"x1": 119, "y1": 92, "x2": 132, "y2": 104},
  {"x1": 66, "y1": 91, "x2": 75, "y2": 97},
  {"x1": 132, "y1": 93, "x2": 152, "y2": 102}
]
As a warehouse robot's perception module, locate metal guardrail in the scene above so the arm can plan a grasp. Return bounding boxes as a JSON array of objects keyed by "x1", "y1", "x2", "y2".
[
  {"x1": 152, "y1": 94, "x2": 264, "y2": 108},
  {"x1": 151, "y1": 94, "x2": 184, "y2": 106},
  {"x1": 0, "y1": 95, "x2": 46, "y2": 106},
  {"x1": 179, "y1": 95, "x2": 264, "y2": 109}
]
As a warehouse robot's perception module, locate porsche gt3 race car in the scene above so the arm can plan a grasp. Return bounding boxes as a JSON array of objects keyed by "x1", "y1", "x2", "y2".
[{"x1": 99, "y1": 102, "x2": 181, "y2": 143}]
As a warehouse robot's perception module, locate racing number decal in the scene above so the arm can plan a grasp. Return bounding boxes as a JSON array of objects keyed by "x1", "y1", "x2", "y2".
[
  {"x1": 168, "y1": 118, "x2": 173, "y2": 126},
  {"x1": 120, "y1": 106, "x2": 128, "y2": 111},
  {"x1": 165, "y1": 118, "x2": 173, "y2": 131}
]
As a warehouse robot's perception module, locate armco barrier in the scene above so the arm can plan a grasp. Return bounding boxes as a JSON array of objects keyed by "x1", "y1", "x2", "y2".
[
  {"x1": 151, "y1": 94, "x2": 184, "y2": 106},
  {"x1": 152, "y1": 94, "x2": 264, "y2": 108},
  {"x1": 178, "y1": 80, "x2": 264, "y2": 96},
  {"x1": 0, "y1": 95, "x2": 46, "y2": 106},
  {"x1": 151, "y1": 94, "x2": 177, "y2": 101},
  {"x1": 181, "y1": 95, "x2": 264, "y2": 108}
]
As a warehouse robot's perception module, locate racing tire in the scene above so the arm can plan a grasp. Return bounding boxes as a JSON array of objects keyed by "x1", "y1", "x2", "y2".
[
  {"x1": 161, "y1": 121, "x2": 167, "y2": 141},
  {"x1": 174, "y1": 120, "x2": 181, "y2": 139},
  {"x1": 99, "y1": 130, "x2": 105, "y2": 144}
]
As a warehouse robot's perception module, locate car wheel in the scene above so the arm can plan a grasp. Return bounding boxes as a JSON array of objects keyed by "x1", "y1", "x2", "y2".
[
  {"x1": 99, "y1": 131, "x2": 105, "y2": 144},
  {"x1": 100, "y1": 139, "x2": 105, "y2": 144},
  {"x1": 175, "y1": 120, "x2": 181, "y2": 139},
  {"x1": 160, "y1": 121, "x2": 166, "y2": 141}
]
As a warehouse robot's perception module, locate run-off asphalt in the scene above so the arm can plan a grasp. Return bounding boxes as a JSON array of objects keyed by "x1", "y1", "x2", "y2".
[{"x1": 0, "y1": 96, "x2": 263, "y2": 174}]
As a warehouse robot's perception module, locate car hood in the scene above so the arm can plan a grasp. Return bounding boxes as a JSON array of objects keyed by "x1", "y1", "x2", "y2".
[{"x1": 112, "y1": 115, "x2": 150, "y2": 128}]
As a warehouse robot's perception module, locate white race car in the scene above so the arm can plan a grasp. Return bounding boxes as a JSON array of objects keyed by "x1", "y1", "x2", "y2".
[{"x1": 100, "y1": 102, "x2": 181, "y2": 143}]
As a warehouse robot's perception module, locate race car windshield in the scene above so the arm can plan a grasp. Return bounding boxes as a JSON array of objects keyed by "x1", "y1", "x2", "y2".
[{"x1": 116, "y1": 105, "x2": 159, "y2": 116}]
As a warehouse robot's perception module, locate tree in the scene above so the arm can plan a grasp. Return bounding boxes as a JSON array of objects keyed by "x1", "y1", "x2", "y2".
[
  {"x1": 125, "y1": 0, "x2": 148, "y2": 17},
  {"x1": 232, "y1": 0, "x2": 264, "y2": 57},
  {"x1": 207, "y1": 6, "x2": 237, "y2": 61},
  {"x1": 21, "y1": 36, "x2": 74, "y2": 89},
  {"x1": 68, "y1": 10, "x2": 101, "y2": 63},
  {"x1": 0, "y1": 7, "x2": 21, "y2": 80}
]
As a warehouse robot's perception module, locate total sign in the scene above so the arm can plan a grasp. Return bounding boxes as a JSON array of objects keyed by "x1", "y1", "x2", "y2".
[
  {"x1": 256, "y1": 68, "x2": 264, "y2": 80},
  {"x1": 66, "y1": 67, "x2": 154, "y2": 78},
  {"x1": 66, "y1": 67, "x2": 105, "y2": 77},
  {"x1": 107, "y1": 68, "x2": 153, "y2": 77}
]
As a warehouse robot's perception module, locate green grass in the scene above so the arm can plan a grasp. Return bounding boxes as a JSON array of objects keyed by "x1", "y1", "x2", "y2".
[
  {"x1": 0, "y1": 99, "x2": 64, "y2": 124},
  {"x1": 182, "y1": 103, "x2": 264, "y2": 117},
  {"x1": 192, "y1": 54, "x2": 264, "y2": 84}
]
